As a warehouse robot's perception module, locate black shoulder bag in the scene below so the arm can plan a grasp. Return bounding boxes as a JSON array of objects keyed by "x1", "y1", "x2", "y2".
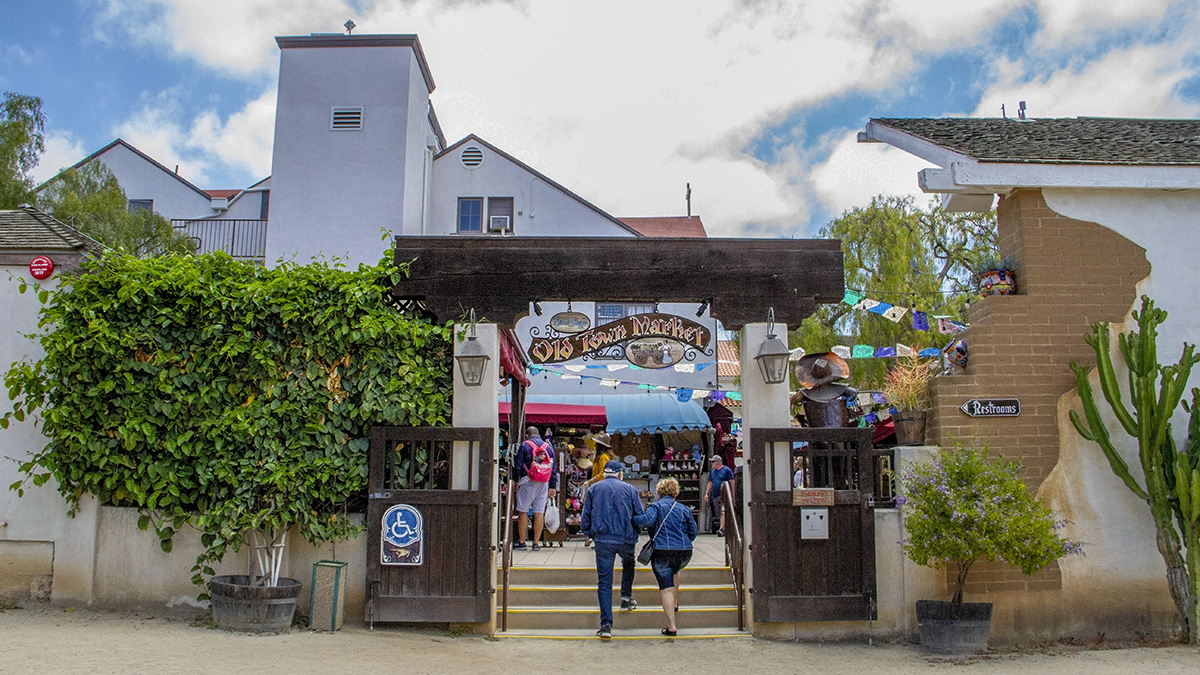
[{"x1": 637, "y1": 501, "x2": 677, "y2": 565}]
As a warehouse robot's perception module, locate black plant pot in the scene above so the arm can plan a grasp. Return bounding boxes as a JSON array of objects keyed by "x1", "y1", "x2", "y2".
[{"x1": 915, "y1": 600, "x2": 992, "y2": 654}]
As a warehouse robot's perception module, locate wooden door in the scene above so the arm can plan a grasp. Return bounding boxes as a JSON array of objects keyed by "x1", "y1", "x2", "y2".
[
  {"x1": 748, "y1": 427, "x2": 878, "y2": 622},
  {"x1": 366, "y1": 427, "x2": 494, "y2": 623}
]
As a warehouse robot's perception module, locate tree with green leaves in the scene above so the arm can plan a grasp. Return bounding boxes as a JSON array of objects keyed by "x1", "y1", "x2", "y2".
[
  {"x1": 38, "y1": 161, "x2": 196, "y2": 256},
  {"x1": 4, "y1": 249, "x2": 453, "y2": 592},
  {"x1": 794, "y1": 195, "x2": 995, "y2": 388},
  {"x1": 0, "y1": 92, "x2": 46, "y2": 208}
]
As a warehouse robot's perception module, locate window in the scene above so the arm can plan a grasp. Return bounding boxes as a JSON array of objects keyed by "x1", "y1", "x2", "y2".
[
  {"x1": 330, "y1": 106, "x2": 364, "y2": 130},
  {"x1": 596, "y1": 302, "x2": 655, "y2": 325},
  {"x1": 487, "y1": 197, "x2": 514, "y2": 232},
  {"x1": 458, "y1": 198, "x2": 483, "y2": 232},
  {"x1": 128, "y1": 199, "x2": 153, "y2": 213},
  {"x1": 259, "y1": 191, "x2": 270, "y2": 220}
]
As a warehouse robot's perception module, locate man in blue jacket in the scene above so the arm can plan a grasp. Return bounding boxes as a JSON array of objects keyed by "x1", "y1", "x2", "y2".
[{"x1": 581, "y1": 459, "x2": 643, "y2": 638}]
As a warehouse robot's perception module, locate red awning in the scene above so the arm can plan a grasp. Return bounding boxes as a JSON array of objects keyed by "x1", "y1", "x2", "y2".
[{"x1": 499, "y1": 402, "x2": 607, "y2": 426}]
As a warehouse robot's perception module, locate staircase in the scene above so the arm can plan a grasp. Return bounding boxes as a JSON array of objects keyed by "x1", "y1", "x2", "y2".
[{"x1": 498, "y1": 564, "x2": 748, "y2": 640}]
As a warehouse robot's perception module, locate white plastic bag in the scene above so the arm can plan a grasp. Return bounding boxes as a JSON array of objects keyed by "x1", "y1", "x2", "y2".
[{"x1": 544, "y1": 506, "x2": 561, "y2": 533}]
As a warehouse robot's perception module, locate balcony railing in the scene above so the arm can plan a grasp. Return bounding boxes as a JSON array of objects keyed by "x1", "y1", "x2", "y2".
[{"x1": 171, "y1": 219, "x2": 267, "y2": 261}]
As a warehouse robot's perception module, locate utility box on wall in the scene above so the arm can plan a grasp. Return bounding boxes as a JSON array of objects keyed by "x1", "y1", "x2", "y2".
[{"x1": 800, "y1": 508, "x2": 828, "y2": 540}]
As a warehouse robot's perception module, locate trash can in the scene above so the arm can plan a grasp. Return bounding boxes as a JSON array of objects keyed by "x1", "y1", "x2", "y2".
[{"x1": 309, "y1": 560, "x2": 348, "y2": 631}]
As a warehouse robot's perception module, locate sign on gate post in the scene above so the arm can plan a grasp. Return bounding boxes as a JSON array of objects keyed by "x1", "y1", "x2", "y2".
[{"x1": 381, "y1": 504, "x2": 424, "y2": 565}]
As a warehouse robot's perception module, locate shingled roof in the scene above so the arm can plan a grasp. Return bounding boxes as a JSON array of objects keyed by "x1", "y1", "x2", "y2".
[
  {"x1": 618, "y1": 216, "x2": 708, "y2": 238},
  {"x1": 0, "y1": 207, "x2": 104, "y2": 253},
  {"x1": 869, "y1": 117, "x2": 1200, "y2": 166}
]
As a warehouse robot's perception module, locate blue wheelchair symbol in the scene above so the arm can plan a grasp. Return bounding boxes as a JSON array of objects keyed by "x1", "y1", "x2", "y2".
[{"x1": 382, "y1": 505, "x2": 422, "y2": 548}]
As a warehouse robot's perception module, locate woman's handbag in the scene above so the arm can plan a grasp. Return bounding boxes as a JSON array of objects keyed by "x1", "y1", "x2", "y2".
[{"x1": 638, "y1": 502, "x2": 678, "y2": 565}]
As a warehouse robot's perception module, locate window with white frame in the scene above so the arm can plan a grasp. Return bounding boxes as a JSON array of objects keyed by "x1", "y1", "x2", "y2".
[{"x1": 595, "y1": 302, "x2": 655, "y2": 325}]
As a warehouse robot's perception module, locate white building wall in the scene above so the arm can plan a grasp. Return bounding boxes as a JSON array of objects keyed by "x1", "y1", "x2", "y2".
[
  {"x1": 266, "y1": 37, "x2": 430, "y2": 266},
  {"x1": 89, "y1": 144, "x2": 214, "y2": 221},
  {"x1": 429, "y1": 142, "x2": 637, "y2": 237},
  {"x1": 219, "y1": 184, "x2": 270, "y2": 221},
  {"x1": 0, "y1": 265, "x2": 99, "y2": 604}
]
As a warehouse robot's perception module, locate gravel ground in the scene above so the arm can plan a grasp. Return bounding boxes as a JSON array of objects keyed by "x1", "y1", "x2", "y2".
[{"x1": 0, "y1": 603, "x2": 1194, "y2": 675}]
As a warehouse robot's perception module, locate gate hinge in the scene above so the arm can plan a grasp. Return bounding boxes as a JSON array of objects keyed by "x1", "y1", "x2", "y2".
[{"x1": 369, "y1": 492, "x2": 391, "y2": 499}]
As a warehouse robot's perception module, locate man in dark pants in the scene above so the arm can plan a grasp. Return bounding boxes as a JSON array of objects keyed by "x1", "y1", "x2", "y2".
[
  {"x1": 704, "y1": 455, "x2": 735, "y2": 536},
  {"x1": 581, "y1": 459, "x2": 644, "y2": 638}
]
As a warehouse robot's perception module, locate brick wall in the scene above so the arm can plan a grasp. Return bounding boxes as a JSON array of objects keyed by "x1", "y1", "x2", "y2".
[{"x1": 928, "y1": 189, "x2": 1150, "y2": 595}]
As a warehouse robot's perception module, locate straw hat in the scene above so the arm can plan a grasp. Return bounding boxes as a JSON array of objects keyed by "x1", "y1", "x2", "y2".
[
  {"x1": 591, "y1": 432, "x2": 612, "y2": 448},
  {"x1": 794, "y1": 352, "x2": 851, "y2": 402},
  {"x1": 575, "y1": 457, "x2": 594, "y2": 470}
]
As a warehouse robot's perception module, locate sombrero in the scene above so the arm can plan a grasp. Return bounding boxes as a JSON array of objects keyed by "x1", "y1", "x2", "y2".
[
  {"x1": 576, "y1": 457, "x2": 594, "y2": 470},
  {"x1": 794, "y1": 352, "x2": 851, "y2": 402}
]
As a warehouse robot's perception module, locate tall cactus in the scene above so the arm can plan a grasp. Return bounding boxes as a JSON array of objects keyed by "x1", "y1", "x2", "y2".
[{"x1": 1069, "y1": 296, "x2": 1200, "y2": 643}]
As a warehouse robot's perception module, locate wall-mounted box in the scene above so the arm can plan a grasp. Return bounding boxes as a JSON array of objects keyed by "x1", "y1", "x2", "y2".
[{"x1": 800, "y1": 508, "x2": 828, "y2": 540}]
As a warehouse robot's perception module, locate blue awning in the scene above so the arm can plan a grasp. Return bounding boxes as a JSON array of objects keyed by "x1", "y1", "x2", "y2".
[{"x1": 505, "y1": 393, "x2": 710, "y2": 435}]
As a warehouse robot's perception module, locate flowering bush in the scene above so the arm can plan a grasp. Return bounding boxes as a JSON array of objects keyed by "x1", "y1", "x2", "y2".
[{"x1": 900, "y1": 441, "x2": 1082, "y2": 603}]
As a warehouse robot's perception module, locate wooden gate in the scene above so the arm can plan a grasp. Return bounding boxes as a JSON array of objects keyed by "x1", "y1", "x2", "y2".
[
  {"x1": 366, "y1": 427, "x2": 494, "y2": 623},
  {"x1": 748, "y1": 427, "x2": 879, "y2": 622}
]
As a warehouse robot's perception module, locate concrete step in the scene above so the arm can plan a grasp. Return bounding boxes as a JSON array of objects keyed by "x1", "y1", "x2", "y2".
[
  {"x1": 503, "y1": 565, "x2": 733, "y2": 586},
  {"x1": 499, "y1": 627, "x2": 751, "y2": 640},
  {"x1": 499, "y1": 604, "x2": 740, "y2": 630},
  {"x1": 504, "y1": 583, "x2": 738, "y2": 607}
]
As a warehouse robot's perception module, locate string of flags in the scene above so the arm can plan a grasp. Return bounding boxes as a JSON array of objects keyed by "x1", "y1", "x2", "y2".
[
  {"x1": 842, "y1": 290, "x2": 967, "y2": 334},
  {"x1": 529, "y1": 362, "x2": 743, "y2": 403},
  {"x1": 830, "y1": 344, "x2": 942, "y2": 360}
]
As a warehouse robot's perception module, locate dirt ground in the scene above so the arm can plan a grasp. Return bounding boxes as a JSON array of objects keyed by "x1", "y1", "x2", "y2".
[{"x1": 0, "y1": 603, "x2": 1194, "y2": 675}]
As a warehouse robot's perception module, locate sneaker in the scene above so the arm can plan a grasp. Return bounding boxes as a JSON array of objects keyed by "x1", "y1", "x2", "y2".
[
  {"x1": 717, "y1": 529, "x2": 725, "y2": 537},
  {"x1": 597, "y1": 624, "x2": 612, "y2": 639},
  {"x1": 620, "y1": 598, "x2": 637, "y2": 611},
  {"x1": 512, "y1": 542, "x2": 527, "y2": 550},
  {"x1": 531, "y1": 543, "x2": 541, "y2": 551}
]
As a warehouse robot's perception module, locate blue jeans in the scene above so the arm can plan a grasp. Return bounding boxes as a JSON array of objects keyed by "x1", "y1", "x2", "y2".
[{"x1": 593, "y1": 539, "x2": 636, "y2": 627}]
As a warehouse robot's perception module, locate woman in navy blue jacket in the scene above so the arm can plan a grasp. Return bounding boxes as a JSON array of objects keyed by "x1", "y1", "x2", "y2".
[{"x1": 633, "y1": 477, "x2": 697, "y2": 635}]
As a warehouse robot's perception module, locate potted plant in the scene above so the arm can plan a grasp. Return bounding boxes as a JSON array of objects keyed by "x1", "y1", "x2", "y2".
[
  {"x1": 899, "y1": 442, "x2": 1083, "y2": 653},
  {"x1": 972, "y1": 255, "x2": 1017, "y2": 296},
  {"x1": 882, "y1": 356, "x2": 933, "y2": 445}
]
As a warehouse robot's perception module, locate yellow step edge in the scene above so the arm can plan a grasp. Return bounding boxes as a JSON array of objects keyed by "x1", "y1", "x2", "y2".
[
  {"x1": 504, "y1": 606, "x2": 737, "y2": 614},
  {"x1": 506, "y1": 584, "x2": 733, "y2": 591},
  {"x1": 505, "y1": 565, "x2": 731, "y2": 571},
  {"x1": 499, "y1": 633, "x2": 751, "y2": 641}
]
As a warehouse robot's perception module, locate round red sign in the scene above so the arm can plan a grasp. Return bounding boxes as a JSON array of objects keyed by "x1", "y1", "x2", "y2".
[{"x1": 29, "y1": 256, "x2": 54, "y2": 280}]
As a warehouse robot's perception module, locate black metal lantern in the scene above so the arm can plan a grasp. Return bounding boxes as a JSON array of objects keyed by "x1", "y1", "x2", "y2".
[
  {"x1": 754, "y1": 308, "x2": 790, "y2": 385},
  {"x1": 454, "y1": 309, "x2": 490, "y2": 387}
]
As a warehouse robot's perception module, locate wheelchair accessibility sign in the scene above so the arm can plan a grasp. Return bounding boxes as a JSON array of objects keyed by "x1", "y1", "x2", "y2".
[{"x1": 381, "y1": 504, "x2": 424, "y2": 565}]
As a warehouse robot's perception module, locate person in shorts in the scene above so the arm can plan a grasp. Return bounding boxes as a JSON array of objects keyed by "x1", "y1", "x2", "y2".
[
  {"x1": 513, "y1": 426, "x2": 556, "y2": 551},
  {"x1": 633, "y1": 477, "x2": 697, "y2": 635}
]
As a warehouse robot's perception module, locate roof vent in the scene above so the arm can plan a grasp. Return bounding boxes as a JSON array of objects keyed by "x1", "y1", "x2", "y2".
[
  {"x1": 460, "y1": 146, "x2": 484, "y2": 169},
  {"x1": 331, "y1": 106, "x2": 364, "y2": 130}
]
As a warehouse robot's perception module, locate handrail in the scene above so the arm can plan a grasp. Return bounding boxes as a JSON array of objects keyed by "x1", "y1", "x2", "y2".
[
  {"x1": 721, "y1": 480, "x2": 745, "y2": 631},
  {"x1": 500, "y1": 471, "x2": 515, "y2": 631}
]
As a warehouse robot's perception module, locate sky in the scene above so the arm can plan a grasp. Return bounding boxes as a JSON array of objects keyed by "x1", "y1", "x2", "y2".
[{"x1": 4, "y1": 0, "x2": 1200, "y2": 238}]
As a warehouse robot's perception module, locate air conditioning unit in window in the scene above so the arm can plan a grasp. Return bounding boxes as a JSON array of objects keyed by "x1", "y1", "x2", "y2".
[{"x1": 488, "y1": 216, "x2": 511, "y2": 232}]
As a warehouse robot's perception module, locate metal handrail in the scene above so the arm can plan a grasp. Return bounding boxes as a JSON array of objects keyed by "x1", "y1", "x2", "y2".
[
  {"x1": 721, "y1": 480, "x2": 745, "y2": 631},
  {"x1": 170, "y1": 219, "x2": 267, "y2": 260},
  {"x1": 500, "y1": 472, "x2": 515, "y2": 631}
]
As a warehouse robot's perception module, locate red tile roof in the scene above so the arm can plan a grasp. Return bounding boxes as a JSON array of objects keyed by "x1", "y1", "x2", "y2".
[
  {"x1": 205, "y1": 189, "x2": 241, "y2": 199},
  {"x1": 618, "y1": 216, "x2": 707, "y2": 238},
  {"x1": 717, "y1": 340, "x2": 740, "y2": 379}
]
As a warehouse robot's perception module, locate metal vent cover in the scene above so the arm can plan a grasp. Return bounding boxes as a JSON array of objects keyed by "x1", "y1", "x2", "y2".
[
  {"x1": 460, "y1": 146, "x2": 484, "y2": 168},
  {"x1": 331, "y1": 106, "x2": 364, "y2": 130}
]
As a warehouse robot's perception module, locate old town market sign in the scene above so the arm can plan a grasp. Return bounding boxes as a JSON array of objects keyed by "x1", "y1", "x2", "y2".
[{"x1": 528, "y1": 312, "x2": 711, "y2": 368}]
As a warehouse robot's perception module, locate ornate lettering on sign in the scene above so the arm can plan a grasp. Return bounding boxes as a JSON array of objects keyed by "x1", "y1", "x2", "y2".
[
  {"x1": 527, "y1": 312, "x2": 712, "y2": 365},
  {"x1": 549, "y1": 311, "x2": 591, "y2": 334},
  {"x1": 381, "y1": 504, "x2": 424, "y2": 565},
  {"x1": 959, "y1": 399, "x2": 1021, "y2": 417}
]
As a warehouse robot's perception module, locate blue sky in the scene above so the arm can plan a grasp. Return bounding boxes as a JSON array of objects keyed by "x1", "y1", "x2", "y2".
[{"x1": 4, "y1": 0, "x2": 1200, "y2": 237}]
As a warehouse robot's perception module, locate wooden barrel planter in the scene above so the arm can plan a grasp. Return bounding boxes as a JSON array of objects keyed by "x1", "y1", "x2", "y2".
[
  {"x1": 916, "y1": 600, "x2": 992, "y2": 653},
  {"x1": 892, "y1": 410, "x2": 927, "y2": 446},
  {"x1": 209, "y1": 575, "x2": 302, "y2": 634}
]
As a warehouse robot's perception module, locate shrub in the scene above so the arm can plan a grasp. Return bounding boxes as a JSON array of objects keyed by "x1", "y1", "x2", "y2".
[{"x1": 900, "y1": 441, "x2": 1082, "y2": 603}]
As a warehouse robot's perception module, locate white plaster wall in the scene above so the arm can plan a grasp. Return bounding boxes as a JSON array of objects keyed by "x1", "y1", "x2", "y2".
[
  {"x1": 267, "y1": 44, "x2": 427, "y2": 266},
  {"x1": 401, "y1": 57, "x2": 436, "y2": 236},
  {"x1": 0, "y1": 266, "x2": 99, "y2": 605},
  {"x1": 88, "y1": 145, "x2": 214, "y2": 221},
  {"x1": 429, "y1": 144, "x2": 636, "y2": 237},
  {"x1": 219, "y1": 188, "x2": 269, "y2": 221}
]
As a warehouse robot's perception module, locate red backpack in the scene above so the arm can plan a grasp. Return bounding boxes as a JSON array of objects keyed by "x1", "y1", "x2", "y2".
[{"x1": 526, "y1": 441, "x2": 554, "y2": 482}]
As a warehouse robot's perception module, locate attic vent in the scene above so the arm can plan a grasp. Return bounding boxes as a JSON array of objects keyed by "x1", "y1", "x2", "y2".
[
  {"x1": 460, "y1": 146, "x2": 484, "y2": 168},
  {"x1": 330, "y1": 106, "x2": 364, "y2": 130}
]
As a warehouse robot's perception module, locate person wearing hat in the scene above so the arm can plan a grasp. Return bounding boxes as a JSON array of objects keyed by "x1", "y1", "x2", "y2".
[
  {"x1": 581, "y1": 459, "x2": 644, "y2": 638},
  {"x1": 703, "y1": 455, "x2": 735, "y2": 536}
]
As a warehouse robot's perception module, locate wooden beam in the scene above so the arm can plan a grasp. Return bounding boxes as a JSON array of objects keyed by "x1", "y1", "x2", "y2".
[{"x1": 392, "y1": 237, "x2": 844, "y2": 329}]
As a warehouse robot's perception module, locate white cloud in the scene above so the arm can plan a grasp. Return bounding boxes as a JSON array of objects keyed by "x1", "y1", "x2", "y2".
[
  {"x1": 809, "y1": 130, "x2": 938, "y2": 225},
  {"x1": 973, "y1": 42, "x2": 1200, "y2": 119},
  {"x1": 1031, "y1": 0, "x2": 1180, "y2": 49},
  {"x1": 187, "y1": 89, "x2": 276, "y2": 182},
  {"x1": 31, "y1": 132, "x2": 87, "y2": 184}
]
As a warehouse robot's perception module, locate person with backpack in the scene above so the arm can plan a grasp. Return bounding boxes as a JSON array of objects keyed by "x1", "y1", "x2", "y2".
[{"x1": 513, "y1": 425, "x2": 557, "y2": 551}]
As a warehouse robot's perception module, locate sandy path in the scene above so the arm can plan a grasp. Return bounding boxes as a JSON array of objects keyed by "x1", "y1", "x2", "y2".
[{"x1": 0, "y1": 604, "x2": 1193, "y2": 674}]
